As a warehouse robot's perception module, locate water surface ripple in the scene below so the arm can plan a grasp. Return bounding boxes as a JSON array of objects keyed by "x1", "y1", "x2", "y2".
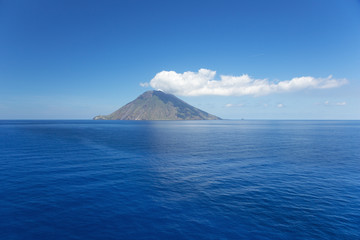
[{"x1": 1, "y1": 120, "x2": 359, "y2": 239}]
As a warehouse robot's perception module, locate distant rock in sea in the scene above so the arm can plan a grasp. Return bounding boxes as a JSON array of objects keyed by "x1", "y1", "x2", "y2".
[{"x1": 93, "y1": 90, "x2": 221, "y2": 120}]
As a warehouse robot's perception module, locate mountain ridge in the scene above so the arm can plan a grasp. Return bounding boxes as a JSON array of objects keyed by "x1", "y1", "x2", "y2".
[{"x1": 93, "y1": 90, "x2": 221, "y2": 120}]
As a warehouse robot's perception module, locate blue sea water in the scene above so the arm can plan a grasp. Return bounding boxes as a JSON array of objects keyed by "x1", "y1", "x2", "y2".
[{"x1": 0, "y1": 120, "x2": 359, "y2": 240}]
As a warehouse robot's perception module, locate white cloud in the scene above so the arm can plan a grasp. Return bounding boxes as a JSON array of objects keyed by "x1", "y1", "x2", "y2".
[
  {"x1": 140, "y1": 82, "x2": 149, "y2": 87},
  {"x1": 336, "y1": 101, "x2": 346, "y2": 106},
  {"x1": 319, "y1": 100, "x2": 347, "y2": 106},
  {"x1": 225, "y1": 103, "x2": 244, "y2": 108},
  {"x1": 148, "y1": 69, "x2": 347, "y2": 96},
  {"x1": 277, "y1": 103, "x2": 284, "y2": 108}
]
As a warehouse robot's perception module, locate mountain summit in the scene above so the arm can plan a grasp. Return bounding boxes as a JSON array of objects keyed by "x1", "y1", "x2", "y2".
[{"x1": 93, "y1": 90, "x2": 221, "y2": 120}]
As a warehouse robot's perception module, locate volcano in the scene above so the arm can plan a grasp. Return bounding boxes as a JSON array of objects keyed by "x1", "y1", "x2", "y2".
[{"x1": 93, "y1": 90, "x2": 221, "y2": 120}]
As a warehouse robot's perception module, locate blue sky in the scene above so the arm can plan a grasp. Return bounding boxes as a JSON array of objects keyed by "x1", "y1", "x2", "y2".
[{"x1": 1, "y1": 0, "x2": 359, "y2": 119}]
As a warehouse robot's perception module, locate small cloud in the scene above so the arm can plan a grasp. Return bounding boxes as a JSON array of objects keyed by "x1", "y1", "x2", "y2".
[
  {"x1": 263, "y1": 103, "x2": 269, "y2": 107},
  {"x1": 277, "y1": 103, "x2": 284, "y2": 108},
  {"x1": 147, "y1": 69, "x2": 347, "y2": 96},
  {"x1": 319, "y1": 100, "x2": 346, "y2": 106},
  {"x1": 140, "y1": 82, "x2": 149, "y2": 87},
  {"x1": 336, "y1": 101, "x2": 346, "y2": 106},
  {"x1": 225, "y1": 103, "x2": 244, "y2": 108}
]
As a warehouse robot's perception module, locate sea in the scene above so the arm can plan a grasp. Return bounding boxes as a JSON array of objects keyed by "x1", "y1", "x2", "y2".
[{"x1": 0, "y1": 120, "x2": 359, "y2": 240}]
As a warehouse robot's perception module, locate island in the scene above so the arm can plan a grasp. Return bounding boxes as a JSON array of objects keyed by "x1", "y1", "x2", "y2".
[{"x1": 93, "y1": 90, "x2": 221, "y2": 120}]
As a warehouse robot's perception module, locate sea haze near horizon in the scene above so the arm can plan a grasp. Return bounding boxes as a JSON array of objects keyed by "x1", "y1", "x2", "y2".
[{"x1": 1, "y1": 120, "x2": 359, "y2": 239}]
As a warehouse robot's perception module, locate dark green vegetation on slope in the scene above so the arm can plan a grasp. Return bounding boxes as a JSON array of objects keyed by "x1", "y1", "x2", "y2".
[{"x1": 94, "y1": 90, "x2": 221, "y2": 120}]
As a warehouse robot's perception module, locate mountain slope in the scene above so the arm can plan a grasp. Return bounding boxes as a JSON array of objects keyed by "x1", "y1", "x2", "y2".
[{"x1": 93, "y1": 90, "x2": 221, "y2": 120}]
